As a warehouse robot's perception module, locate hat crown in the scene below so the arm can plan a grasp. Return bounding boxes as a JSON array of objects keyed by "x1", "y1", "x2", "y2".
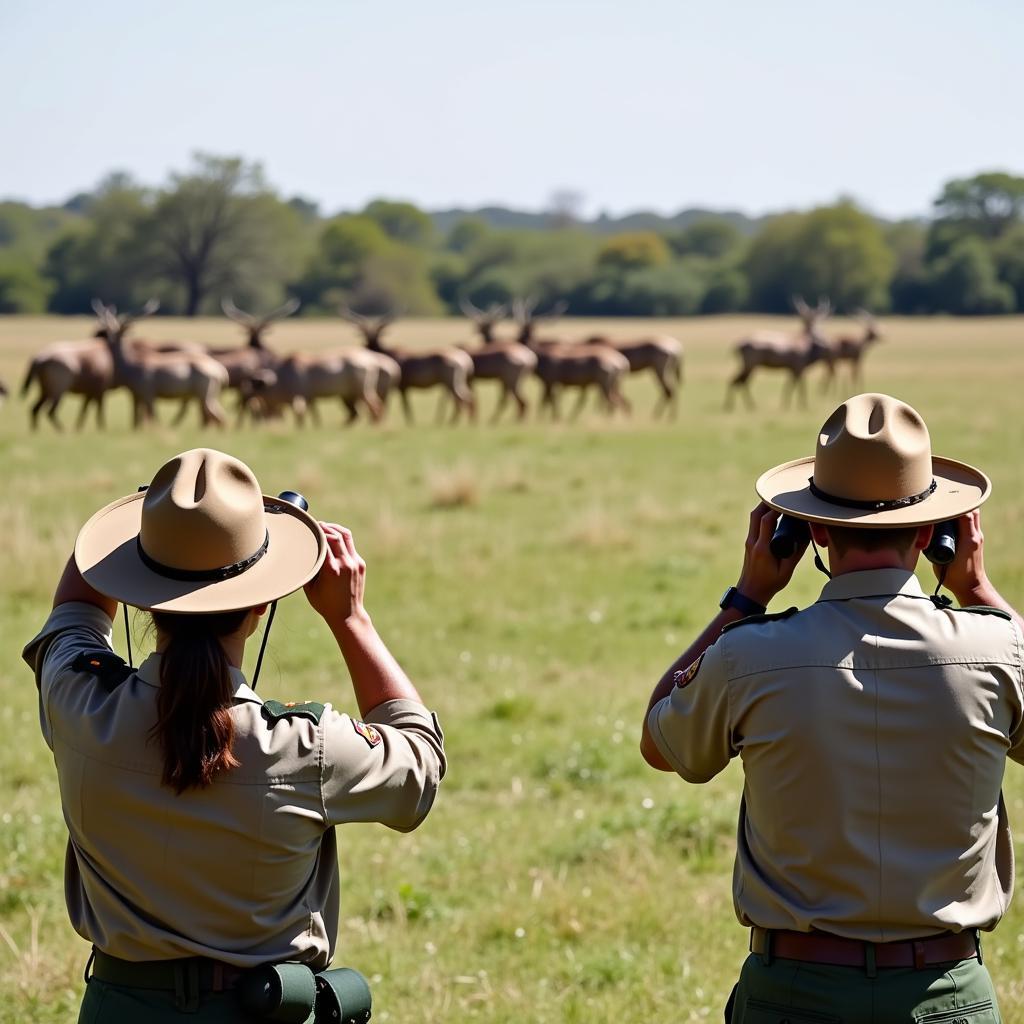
[
  {"x1": 139, "y1": 449, "x2": 267, "y2": 573},
  {"x1": 813, "y1": 393, "x2": 933, "y2": 504}
]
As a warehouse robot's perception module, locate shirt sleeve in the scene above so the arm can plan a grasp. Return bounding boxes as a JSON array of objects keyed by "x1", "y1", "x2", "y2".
[
  {"x1": 647, "y1": 637, "x2": 734, "y2": 783},
  {"x1": 1006, "y1": 621, "x2": 1024, "y2": 766},
  {"x1": 22, "y1": 601, "x2": 115, "y2": 750},
  {"x1": 320, "y1": 698, "x2": 447, "y2": 831}
]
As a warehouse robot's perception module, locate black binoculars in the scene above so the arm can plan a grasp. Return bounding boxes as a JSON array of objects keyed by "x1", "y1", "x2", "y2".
[
  {"x1": 769, "y1": 514, "x2": 959, "y2": 566},
  {"x1": 277, "y1": 490, "x2": 309, "y2": 512}
]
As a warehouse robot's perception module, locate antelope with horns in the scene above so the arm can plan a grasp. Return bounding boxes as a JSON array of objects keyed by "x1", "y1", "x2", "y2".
[
  {"x1": 20, "y1": 300, "x2": 199, "y2": 431},
  {"x1": 213, "y1": 297, "x2": 299, "y2": 409},
  {"x1": 93, "y1": 300, "x2": 229, "y2": 427},
  {"x1": 239, "y1": 348, "x2": 384, "y2": 427},
  {"x1": 459, "y1": 297, "x2": 538, "y2": 423},
  {"x1": 725, "y1": 296, "x2": 834, "y2": 411},
  {"x1": 824, "y1": 310, "x2": 882, "y2": 390},
  {"x1": 340, "y1": 306, "x2": 476, "y2": 424},
  {"x1": 513, "y1": 298, "x2": 631, "y2": 419},
  {"x1": 583, "y1": 329, "x2": 684, "y2": 420}
]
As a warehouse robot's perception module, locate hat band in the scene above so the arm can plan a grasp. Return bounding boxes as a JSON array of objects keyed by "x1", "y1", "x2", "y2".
[
  {"x1": 136, "y1": 531, "x2": 270, "y2": 582},
  {"x1": 807, "y1": 477, "x2": 937, "y2": 512}
]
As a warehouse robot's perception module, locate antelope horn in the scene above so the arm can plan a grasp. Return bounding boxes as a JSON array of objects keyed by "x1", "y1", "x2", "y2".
[
  {"x1": 222, "y1": 297, "x2": 256, "y2": 326},
  {"x1": 459, "y1": 295, "x2": 485, "y2": 321},
  {"x1": 259, "y1": 296, "x2": 300, "y2": 326}
]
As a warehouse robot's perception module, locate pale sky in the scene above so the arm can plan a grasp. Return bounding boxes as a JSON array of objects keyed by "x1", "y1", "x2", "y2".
[{"x1": 1, "y1": 0, "x2": 1020, "y2": 220}]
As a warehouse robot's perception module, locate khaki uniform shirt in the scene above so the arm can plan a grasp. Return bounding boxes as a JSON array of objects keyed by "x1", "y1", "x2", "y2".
[
  {"x1": 23, "y1": 602, "x2": 446, "y2": 968},
  {"x1": 648, "y1": 568, "x2": 1024, "y2": 942}
]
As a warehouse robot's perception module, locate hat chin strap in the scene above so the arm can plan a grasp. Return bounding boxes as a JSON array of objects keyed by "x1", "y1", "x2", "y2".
[
  {"x1": 251, "y1": 600, "x2": 278, "y2": 690},
  {"x1": 810, "y1": 534, "x2": 832, "y2": 580}
]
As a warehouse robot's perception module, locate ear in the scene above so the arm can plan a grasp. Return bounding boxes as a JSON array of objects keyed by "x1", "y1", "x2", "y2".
[
  {"x1": 809, "y1": 522, "x2": 831, "y2": 548},
  {"x1": 252, "y1": 603, "x2": 270, "y2": 618},
  {"x1": 913, "y1": 524, "x2": 934, "y2": 551}
]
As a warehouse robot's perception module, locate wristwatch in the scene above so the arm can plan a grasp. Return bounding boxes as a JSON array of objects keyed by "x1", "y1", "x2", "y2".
[{"x1": 719, "y1": 587, "x2": 766, "y2": 617}]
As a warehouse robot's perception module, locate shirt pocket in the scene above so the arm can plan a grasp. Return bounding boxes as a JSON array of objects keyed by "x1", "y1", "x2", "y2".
[{"x1": 914, "y1": 1001, "x2": 997, "y2": 1024}]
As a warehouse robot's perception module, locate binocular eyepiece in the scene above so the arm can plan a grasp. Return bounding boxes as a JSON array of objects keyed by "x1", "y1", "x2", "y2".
[
  {"x1": 769, "y1": 514, "x2": 959, "y2": 566},
  {"x1": 277, "y1": 490, "x2": 309, "y2": 512}
]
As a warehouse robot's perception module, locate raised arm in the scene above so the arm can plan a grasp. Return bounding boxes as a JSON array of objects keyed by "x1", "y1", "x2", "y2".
[
  {"x1": 934, "y1": 509, "x2": 1024, "y2": 634},
  {"x1": 52, "y1": 553, "x2": 117, "y2": 618},
  {"x1": 304, "y1": 522, "x2": 424, "y2": 716},
  {"x1": 640, "y1": 502, "x2": 807, "y2": 770}
]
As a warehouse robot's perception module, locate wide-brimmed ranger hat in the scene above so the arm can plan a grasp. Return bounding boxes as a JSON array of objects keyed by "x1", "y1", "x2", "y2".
[
  {"x1": 756, "y1": 393, "x2": 991, "y2": 527},
  {"x1": 75, "y1": 449, "x2": 326, "y2": 613}
]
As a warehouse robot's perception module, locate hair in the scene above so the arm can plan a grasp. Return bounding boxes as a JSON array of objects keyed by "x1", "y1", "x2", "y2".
[
  {"x1": 148, "y1": 608, "x2": 251, "y2": 794},
  {"x1": 825, "y1": 524, "x2": 922, "y2": 557}
]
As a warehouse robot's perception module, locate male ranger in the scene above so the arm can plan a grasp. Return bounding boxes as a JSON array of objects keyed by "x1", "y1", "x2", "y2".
[{"x1": 641, "y1": 393, "x2": 1024, "y2": 1023}]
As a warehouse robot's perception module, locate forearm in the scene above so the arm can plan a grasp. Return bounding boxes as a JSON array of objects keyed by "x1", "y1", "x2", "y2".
[
  {"x1": 52, "y1": 554, "x2": 117, "y2": 618},
  {"x1": 640, "y1": 607, "x2": 744, "y2": 769},
  {"x1": 328, "y1": 610, "x2": 425, "y2": 718}
]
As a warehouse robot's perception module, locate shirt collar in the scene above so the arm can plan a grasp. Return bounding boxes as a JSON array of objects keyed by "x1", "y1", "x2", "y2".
[
  {"x1": 818, "y1": 567, "x2": 927, "y2": 604},
  {"x1": 135, "y1": 653, "x2": 262, "y2": 705}
]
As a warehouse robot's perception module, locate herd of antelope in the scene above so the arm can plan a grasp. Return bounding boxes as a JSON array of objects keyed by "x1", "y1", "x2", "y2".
[{"x1": 14, "y1": 295, "x2": 880, "y2": 431}]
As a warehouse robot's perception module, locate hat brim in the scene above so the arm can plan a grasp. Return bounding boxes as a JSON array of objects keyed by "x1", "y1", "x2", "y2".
[
  {"x1": 756, "y1": 455, "x2": 991, "y2": 527},
  {"x1": 75, "y1": 492, "x2": 327, "y2": 613}
]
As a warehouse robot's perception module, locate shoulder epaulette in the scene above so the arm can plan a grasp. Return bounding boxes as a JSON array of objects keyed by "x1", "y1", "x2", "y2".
[
  {"x1": 261, "y1": 700, "x2": 326, "y2": 725},
  {"x1": 70, "y1": 649, "x2": 133, "y2": 691},
  {"x1": 721, "y1": 606, "x2": 800, "y2": 634},
  {"x1": 953, "y1": 604, "x2": 1013, "y2": 621}
]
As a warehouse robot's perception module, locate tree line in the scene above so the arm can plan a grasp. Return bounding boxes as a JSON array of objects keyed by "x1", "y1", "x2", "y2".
[{"x1": 1, "y1": 155, "x2": 1022, "y2": 318}]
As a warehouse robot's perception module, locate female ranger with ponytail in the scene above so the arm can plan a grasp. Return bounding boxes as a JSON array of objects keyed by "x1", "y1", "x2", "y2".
[{"x1": 22, "y1": 448, "x2": 446, "y2": 1022}]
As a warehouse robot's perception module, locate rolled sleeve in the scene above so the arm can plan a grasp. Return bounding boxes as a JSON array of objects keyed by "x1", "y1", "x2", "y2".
[
  {"x1": 647, "y1": 639, "x2": 733, "y2": 783},
  {"x1": 22, "y1": 601, "x2": 115, "y2": 749},
  {"x1": 321, "y1": 699, "x2": 446, "y2": 832}
]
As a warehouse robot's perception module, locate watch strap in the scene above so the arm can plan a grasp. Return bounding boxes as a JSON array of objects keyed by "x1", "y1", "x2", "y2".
[{"x1": 720, "y1": 587, "x2": 767, "y2": 617}]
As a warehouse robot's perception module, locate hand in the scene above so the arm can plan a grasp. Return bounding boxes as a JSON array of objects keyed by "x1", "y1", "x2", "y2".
[
  {"x1": 933, "y1": 510, "x2": 990, "y2": 605},
  {"x1": 735, "y1": 502, "x2": 807, "y2": 608},
  {"x1": 304, "y1": 523, "x2": 368, "y2": 626}
]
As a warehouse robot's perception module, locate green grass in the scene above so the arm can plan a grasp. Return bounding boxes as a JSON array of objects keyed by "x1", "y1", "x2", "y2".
[{"x1": 2, "y1": 315, "x2": 1024, "y2": 1021}]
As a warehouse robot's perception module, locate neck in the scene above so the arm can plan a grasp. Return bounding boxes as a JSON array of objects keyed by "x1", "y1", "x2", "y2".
[
  {"x1": 827, "y1": 549, "x2": 918, "y2": 576},
  {"x1": 155, "y1": 634, "x2": 247, "y2": 668}
]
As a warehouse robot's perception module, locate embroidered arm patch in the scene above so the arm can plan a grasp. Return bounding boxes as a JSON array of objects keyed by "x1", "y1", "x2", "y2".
[
  {"x1": 352, "y1": 719, "x2": 383, "y2": 747},
  {"x1": 673, "y1": 651, "x2": 705, "y2": 689}
]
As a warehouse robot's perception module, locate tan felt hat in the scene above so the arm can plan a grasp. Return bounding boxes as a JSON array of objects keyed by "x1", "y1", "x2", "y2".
[
  {"x1": 756, "y1": 393, "x2": 991, "y2": 527},
  {"x1": 75, "y1": 449, "x2": 326, "y2": 613}
]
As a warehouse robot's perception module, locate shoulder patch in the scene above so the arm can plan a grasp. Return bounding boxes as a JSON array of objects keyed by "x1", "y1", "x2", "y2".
[
  {"x1": 70, "y1": 649, "x2": 133, "y2": 692},
  {"x1": 261, "y1": 699, "x2": 326, "y2": 725},
  {"x1": 954, "y1": 605, "x2": 1013, "y2": 621},
  {"x1": 721, "y1": 606, "x2": 799, "y2": 634},
  {"x1": 351, "y1": 719, "x2": 383, "y2": 747},
  {"x1": 673, "y1": 651, "x2": 705, "y2": 689}
]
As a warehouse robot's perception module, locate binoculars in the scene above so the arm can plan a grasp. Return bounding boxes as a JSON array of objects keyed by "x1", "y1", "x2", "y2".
[{"x1": 769, "y1": 514, "x2": 959, "y2": 566}]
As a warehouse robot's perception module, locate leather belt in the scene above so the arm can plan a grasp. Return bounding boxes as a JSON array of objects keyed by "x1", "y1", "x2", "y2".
[
  {"x1": 89, "y1": 949, "x2": 247, "y2": 993},
  {"x1": 750, "y1": 927, "x2": 980, "y2": 969}
]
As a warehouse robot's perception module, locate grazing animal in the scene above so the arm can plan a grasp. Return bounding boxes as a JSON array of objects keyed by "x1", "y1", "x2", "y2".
[
  {"x1": 241, "y1": 349, "x2": 384, "y2": 427},
  {"x1": 212, "y1": 297, "x2": 299, "y2": 420},
  {"x1": 725, "y1": 296, "x2": 834, "y2": 410},
  {"x1": 824, "y1": 310, "x2": 882, "y2": 390},
  {"x1": 583, "y1": 331, "x2": 684, "y2": 419},
  {"x1": 513, "y1": 298, "x2": 631, "y2": 419},
  {"x1": 93, "y1": 300, "x2": 229, "y2": 428},
  {"x1": 19, "y1": 300, "x2": 200, "y2": 430},
  {"x1": 459, "y1": 297, "x2": 538, "y2": 423},
  {"x1": 340, "y1": 307, "x2": 476, "y2": 425}
]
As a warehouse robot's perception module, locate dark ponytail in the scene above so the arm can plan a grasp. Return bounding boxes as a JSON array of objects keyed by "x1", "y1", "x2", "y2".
[{"x1": 149, "y1": 609, "x2": 250, "y2": 794}]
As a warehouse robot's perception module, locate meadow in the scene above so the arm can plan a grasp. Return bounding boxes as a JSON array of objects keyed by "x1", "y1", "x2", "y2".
[{"x1": 2, "y1": 314, "x2": 1024, "y2": 1023}]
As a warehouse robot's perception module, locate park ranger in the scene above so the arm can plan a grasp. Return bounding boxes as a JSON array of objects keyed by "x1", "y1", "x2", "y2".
[
  {"x1": 641, "y1": 393, "x2": 1024, "y2": 1023},
  {"x1": 23, "y1": 448, "x2": 446, "y2": 1022}
]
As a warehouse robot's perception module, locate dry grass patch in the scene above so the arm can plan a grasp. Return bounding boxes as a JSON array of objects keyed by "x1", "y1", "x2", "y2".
[
  {"x1": 426, "y1": 461, "x2": 481, "y2": 509},
  {"x1": 564, "y1": 505, "x2": 632, "y2": 549}
]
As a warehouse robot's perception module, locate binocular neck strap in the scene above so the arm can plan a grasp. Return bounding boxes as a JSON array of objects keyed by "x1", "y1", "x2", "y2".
[
  {"x1": 123, "y1": 605, "x2": 133, "y2": 666},
  {"x1": 251, "y1": 600, "x2": 279, "y2": 691}
]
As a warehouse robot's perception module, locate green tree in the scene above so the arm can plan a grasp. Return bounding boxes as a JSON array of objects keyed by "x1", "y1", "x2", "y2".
[
  {"x1": 886, "y1": 221, "x2": 930, "y2": 313},
  {"x1": 596, "y1": 232, "x2": 672, "y2": 271},
  {"x1": 145, "y1": 154, "x2": 305, "y2": 316},
  {"x1": 45, "y1": 175, "x2": 153, "y2": 314},
  {"x1": 929, "y1": 237, "x2": 1015, "y2": 314},
  {"x1": 0, "y1": 256, "x2": 51, "y2": 313},
  {"x1": 745, "y1": 203, "x2": 893, "y2": 312},
  {"x1": 933, "y1": 172, "x2": 1024, "y2": 240},
  {"x1": 669, "y1": 217, "x2": 745, "y2": 260},
  {"x1": 992, "y1": 223, "x2": 1024, "y2": 309},
  {"x1": 362, "y1": 199, "x2": 435, "y2": 247}
]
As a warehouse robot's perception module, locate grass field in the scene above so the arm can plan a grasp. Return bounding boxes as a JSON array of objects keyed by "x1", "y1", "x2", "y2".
[{"x1": 2, "y1": 314, "x2": 1024, "y2": 1023}]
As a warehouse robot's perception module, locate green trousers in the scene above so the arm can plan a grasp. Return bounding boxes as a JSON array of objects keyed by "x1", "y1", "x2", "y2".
[
  {"x1": 727, "y1": 952, "x2": 1001, "y2": 1023},
  {"x1": 78, "y1": 978, "x2": 297, "y2": 1023}
]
